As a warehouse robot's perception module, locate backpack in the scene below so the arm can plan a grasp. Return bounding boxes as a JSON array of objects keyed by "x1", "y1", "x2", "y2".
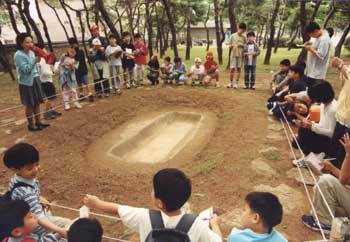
[
  {"x1": 145, "y1": 210, "x2": 197, "y2": 242},
  {"x1": 0, "y1": 182, "x2": 34, "y2": 203}
]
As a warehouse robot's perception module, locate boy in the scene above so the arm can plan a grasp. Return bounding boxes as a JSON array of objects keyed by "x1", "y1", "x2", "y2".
[
  {"x1": 188, "y1": 57, "x2": 205, "y2": 86},
  {"x1": 227, "y1": 23, "x2": 247, "y2": 89},
  {"x1": 228, "y1": 192, "x2": 287, "y2": 242},
  {"x1": 243, "y1": 32, "x2": 260, "y2": 90},
  {"x1": 134, "y1": 33, "x2": 148, "y2": 86},
  {"x1": 67, "y1": 218, "x2": 103, "y2": 242},
  {"x1": 3, "y1": 143, "x2": 69, "y2": 237},
  {"x1": 173, "y1": 57, "x2": 187, "y2": 85},
  {"x1": 121, "y1": 32, "x2": 136, "y2": 89},
  {"x1": 203, "y1": 51, "x2": 219, "y2": 87},
  {"x1": 105, "y1": 34, "x2": 123, "y2": 95},
  {"x1": 271, "y1": 59, "x2": 291, "y2": 93},
  {"x1": 160, "y1": 56, "x2": 173, "y2": 85},
  {"x1": 0, "y1": 200, "x2": 66, "y2": 242},
  {"x1": 84, "y1": 168, "x2": 222, "y2": 242}
]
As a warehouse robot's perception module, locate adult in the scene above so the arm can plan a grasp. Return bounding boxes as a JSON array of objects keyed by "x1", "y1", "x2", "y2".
[
  {"x1": 13, "y1": 33, "x2": 49, "y2": 131},
  {"x1": 304, "y1": 22, "x2": 332, "y2": 88},
  {"x1": 88, "y1": 24, "x2": 108, "y2": 48}
]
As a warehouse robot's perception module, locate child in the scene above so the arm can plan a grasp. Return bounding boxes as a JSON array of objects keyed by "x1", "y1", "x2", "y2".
[
  {"x1": 203, "y1": 51, "x2": 220, "y2": 87},
  {"x1": 89, "y1": 38, "x2": 110, "y2": 98},
  {"x1": 160, "y1": 56, "x2": 173, "y2": 85},
  {"x1": 147, "y1": 54, "x2": 160, "y2": 85},
  {"x1": 67, "y1": 218, "x2": 103, "y2": 242},
  {"x1": 243, "y1": 32, "x2": 260, "y2": 90},
  {"x1": 173, "y1": 57, "x2": 187, "y2": 85},
  {"x1": 59, "y1": 47, "x2": 81, "y2": 111},
  {"x1": 121, "y1": 32, "x2": 136, "y2": 89},
  {"x1": 84, "y1": 168, "x2": 222, "y2": 242},
  {"x1": 2, "y1": 143, "x2": 70, "y2": 237},
  {"x1": 105, "y1": 34, "x2": 123, "y2": 95},
  {"x1": 188, "y1": 57, "x2": 205, "y2": 86},
  {"x1": 134, "y1": 33, "x2": 148, "y2": 86},
  {"x1": 228, "y1": 192, "x2": 287, "y2": 242},
  {"x1": 271, "y1": 59, "x2": 291, "y2": 93},
  {"x1": 0, "y1": 200, "x2": 66, "y2": 242},
  {"x1": 227, "y1": 23, "x2": 247, "y2": 89}
]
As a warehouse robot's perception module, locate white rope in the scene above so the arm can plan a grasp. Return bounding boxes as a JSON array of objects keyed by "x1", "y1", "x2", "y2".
[{"x1": 102, "y1": 235, "x2": 130, "y2": 242}]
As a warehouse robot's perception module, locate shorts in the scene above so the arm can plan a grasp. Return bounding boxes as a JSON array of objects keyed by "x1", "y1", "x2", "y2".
[
  {"x1": 76, "y1": 74, "x2": 89, "y2": 86},
  {"x1": 230, "y1": 56, "x2": 243, "y2": 69},
  {"x1": 41, "y1": 82, "x2": 56, "y2": 100}
]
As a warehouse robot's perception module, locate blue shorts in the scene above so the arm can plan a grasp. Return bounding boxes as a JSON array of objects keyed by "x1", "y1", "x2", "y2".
[{"x1": 76, "y1": 74, "x2": 89, "y2": 86}]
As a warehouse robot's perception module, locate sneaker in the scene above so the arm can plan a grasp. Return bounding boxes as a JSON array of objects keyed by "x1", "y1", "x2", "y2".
[
  {"x1": 250, "y1": 86, "x2": 256, "y2": 90},
  {"x1": 233, "y1": 83, "x2": 238, "y2": 89},
  {"x1": 44, "y1": 112, "x2": 56, "y2": 120},
  {"x1": 215, "y1": 82, "x2": 220, "y2": 88},
  {"x1": 74, "y1": 102, "x2": 82, "y2": 109},
  {"x1": 292, "y1": 157, "x2": 307, "y2": 168},
  {"x1": 244, "y1": 86, "x2": 249, "y2": 89},
  {"x1": 88, "y1": 95, "x2": 94, "y2": 102},
  {"x1": 116, "y1": 89, "x2": 122, "y2": 95},
  {"x1": 105, "y1": 93, "x2": 110, "y2": 98},
  {"x1": 126, "y1": 82, "x2": 131, "y2": 89},
  {"x1": 64, "y1": 103, "x2": 70, "y2": 111},
  {"x1": 131, "y1": 82, "x2": 137, "y2": 88},
  {"x1": 302, "y1": 215, "x2": 331, "y2": 234},
  {"x1": 226, "y1": 83, "x2": 233, "y2": 88},
  {"x1": 50, "y1": 110, "x2": 62, "y2": 116}
]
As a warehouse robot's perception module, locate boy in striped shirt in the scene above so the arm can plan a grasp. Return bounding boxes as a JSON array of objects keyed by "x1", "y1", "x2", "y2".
[{"x1": 3, "y1": 143, "x2": 69, "y2": 237}]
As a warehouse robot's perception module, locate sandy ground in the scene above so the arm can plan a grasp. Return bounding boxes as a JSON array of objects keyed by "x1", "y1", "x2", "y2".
[{"x1": 0, "y1": 73, "x2": 324, "y2": 241}]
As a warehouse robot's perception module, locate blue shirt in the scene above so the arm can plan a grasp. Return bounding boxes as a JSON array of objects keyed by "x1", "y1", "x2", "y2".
[
  {"x1": 14, "y1": 50, "x2": 39, "y2": 86},
  {"x1": 228, "y1": 228, "x2": 288, "y2": 242}
]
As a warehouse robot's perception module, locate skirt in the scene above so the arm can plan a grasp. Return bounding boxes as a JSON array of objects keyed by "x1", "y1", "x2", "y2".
[{"x1": 19, "y1": 76, "x2": 45, "y2": 106}]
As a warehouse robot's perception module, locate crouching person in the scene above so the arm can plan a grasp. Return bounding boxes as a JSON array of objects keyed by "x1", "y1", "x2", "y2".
[
  {"x1": 203, "y1": 51, "x2": 219, "y2": 87},
  {"x1": 188, "y1": 57, "x2": 205, "y2": 86}
]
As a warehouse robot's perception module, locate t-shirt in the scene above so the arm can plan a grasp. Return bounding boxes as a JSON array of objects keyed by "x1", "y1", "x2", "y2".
[
  {"x1": 288, "y1": 76, "x2": 307, "y2": 94},
  {"x1": 118, "y1": 205, "x2": 221, "y2": 242},
  {"x1": 305, "y1": 31, "x2": 331, "y2": 79},
  {"x1": 247, "y1": 44, "x2": 255, "y2": 66},
  {"x1": 229, "y1": 33, "x2": 247, "y2": 58},
  {"x1": 273, "y1": 71, "x2": 288, "y2": 86},
  {"x1": 134, "y1": 42, "x2": 148, "y2": 65},
  {"x1": 190, "y1": 65, "x2": 205, "y2": 78},
  {"x1": 105, "y1": 45, "x2": 122, "y2": 66},
  {"x1": 121, "y1": 43, "x2": 136, "y2": 68},
  {"x1": 204, "y1": 60, "x2": 218, "y2": 74},
  {"x1": 148, "y1": 60, "x2": 160, "y2": 70},
  {"x1": 37, "y1": 58, "x2": 53, "y2": 83},
  {"x1": 161, "y1": 63, "x2": 173, "y2": 74},
  {"x1": 74, "y1": 47, "x2": 88, "y2": 76},
  {"x1": 311, "y1": 100, "x2": 337, "y2": 138},
  {"x1": 335, "y1": 68, "x2": 350, "y2": 127},
  {"x1": 228, "y1": 228, "x2": 287, "y2": 242}
]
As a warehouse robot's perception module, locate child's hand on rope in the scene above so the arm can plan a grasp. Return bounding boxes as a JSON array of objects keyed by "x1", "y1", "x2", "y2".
[
  {"x1": 83, "y1": 194, "x2": 101, "y2": 210},
  {"x1": 340, "y1": 133, "x2": 350, "y2": 155}
]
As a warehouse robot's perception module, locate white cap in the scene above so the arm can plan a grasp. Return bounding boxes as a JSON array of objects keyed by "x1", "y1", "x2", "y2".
[
  {"x1": 194, "y1": 57, "x2": 202, "y2": 63},
  {"x1": 92, "y1": 38, "x2": 102, "y2": 46}
]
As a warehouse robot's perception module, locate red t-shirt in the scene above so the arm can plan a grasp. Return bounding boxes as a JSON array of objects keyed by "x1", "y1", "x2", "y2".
[
  {"x1": 134, "y1": 42, "x2": 148, "y2": 65},
  {"x1": 204, "y1": 60, "x2": 218, "y2": 73}
]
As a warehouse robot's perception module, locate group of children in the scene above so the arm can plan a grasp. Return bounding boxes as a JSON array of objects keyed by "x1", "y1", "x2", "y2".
[{"x1": 0, "y1": 143, "x2": 288, "y2": 242}]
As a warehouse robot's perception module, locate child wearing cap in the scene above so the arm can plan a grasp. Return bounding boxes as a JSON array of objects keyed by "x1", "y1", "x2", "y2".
[
  {"x1": 204, "y1": 51, "x2": 220, "y2": 87},
  {"x1": 188, "y1": 57, "x2": 205, "y2": 86}
]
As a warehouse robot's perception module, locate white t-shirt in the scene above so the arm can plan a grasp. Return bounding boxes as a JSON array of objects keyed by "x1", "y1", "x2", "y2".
[
  {"x1": 37, "y1": 58, "x2": 53, "y2": 83},
  {"x1": 105, "y1": 45, "x2": 122, "y2": 66},
  {"x1": 311, "y1": 99, "x2": 337, "y2": 138},
  {"x1": 247, "y1": 44, "x2": 255, "y2": 66},
  {"x1": 118, "y1": 205, "x2": 221, "y2": 242},
  {"x1": 190, "y1": 65, "x2": 205, "y2": 79}
]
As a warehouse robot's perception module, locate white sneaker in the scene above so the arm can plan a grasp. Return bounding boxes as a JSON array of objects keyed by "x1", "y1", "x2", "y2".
[
  {"x1": 226, "y1": 83, "x2": 233, "y2": 88},
  {"x1": 64, "y1": 103, "x2": 70, "y2": 111},
  {"x1": 233, "y1": 83, "x2": 238, "y2": 89},
  {"x1": 126, "y1": 82, "x2": 131, "y2": 89},
  {"x1": 74, "y1": 102, "x2": 82, "y2": 109},
  {"x1": 292, "y1": 157, "x2": 307, "y2": 168}
]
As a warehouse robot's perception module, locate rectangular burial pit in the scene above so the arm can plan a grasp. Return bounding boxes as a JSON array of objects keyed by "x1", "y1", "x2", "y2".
[{"x1": 109, "y1": 112, "x2": 203, "y2": 163}]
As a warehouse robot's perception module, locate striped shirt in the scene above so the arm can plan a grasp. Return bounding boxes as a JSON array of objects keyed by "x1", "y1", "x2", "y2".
[
  {"x1": 6, "y1": 233, "x2": 66, "y2": 242},
  {"x1": 8, "y1": 175, "x2": 46, "y2": 235}
]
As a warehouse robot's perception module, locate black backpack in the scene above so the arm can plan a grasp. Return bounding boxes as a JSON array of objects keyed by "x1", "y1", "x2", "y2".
[
  {"x1": 145, "y1": 210, "x2": 197, "y2": 242},
  {"x1": 0, "y1": 182, "x2": 34, "y2": 203}
]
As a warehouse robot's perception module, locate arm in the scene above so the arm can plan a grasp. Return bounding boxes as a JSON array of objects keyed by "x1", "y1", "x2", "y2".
[
  {"x1": 339, "y1": 133, "x2": 350, "y2": 185},
  {"x1": 84, "y1": 194, "x2": 120, "y2": 215},
  {"x1": 274, "y1": 77, "x2": 289, "y2": 92},
  {"x1": 38, "y1": 218, "x2": 67, "y2": 237},
  {"x1": 14, "y1": 52, "x2": 37, "y2": 74},
  {"x1": 311, "y1": 111, "x2": 337, "y2": 138},
  {"x1": 209, "y1": 214, "x2": 222, "y2": 238},
  {"x1": 255, "y1": 45, "x2": 260, "y2": 56}
]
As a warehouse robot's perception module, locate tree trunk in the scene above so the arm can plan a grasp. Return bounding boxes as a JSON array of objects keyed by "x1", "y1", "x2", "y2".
[
  {"x1": 23, "y1": 0, "x2": 44, "y2": 45},
  {"x1": 162, "y1": 0, "x2": 178, "y2": 57},
  {"x1": 264, "y1": 0, "x2": 280, "y2": 65},
  {"x1": 82, "y1": 0, "x2": 92, "y2": 36},
  {"x1": 274, "y1": 22, "x2": 283, "y2": 53},
  {"x1": 43, "y1": 0, "x2": 70, "y2": 41},
  {"x1": 310, "y1": 0, "x2": 322, "y2": 22},
  {"x1": 213, "y1": 0, "x2": 222, "y2": 64},
  {"x1": 59, "y1": 0, "x2": 78, "y2": 40},
  {"x1": 258, "y1": 23, "x2": 264, "y2": 46},
  {"x1": 204, "y1": 4, "x2": 211, "y2": 51},
  {"x1": 34, "y1": 0, "x2": 53, "y2": 51},
  {"x1": 115, "y1": 7, "x2": 124, "y2": 35},
  {"x1": 0, "y1": 38, "x2": 15, "y2": 81},
  {"x1": 185, "y1": 14, "x2": 191, "y2": 60},
  {"x1": 323, "y1": 5, "x2": 335, "y2": 28},
  {"x1": 95, "y1": 0, "x2": 120, "y2": 39},
  {"x1": 288, "y1": 28, "x2": 299, "y2": 51},
  {"x1": 227, "y1": 0, "x2": 237, "y2": 33},
  {"x1": 5, "y1": 0, "x2": 20, "y2": 35},
  {"x1": 17, "y1": 0, "x2": 31, "y2": 34},
  {"x1": 296, "y1": 0, "x2": 309, "y2": 64},
  {"x1": 263, "y1": 24, "x2": 269, "y2": 49},
  {"x1": 76, "y1": 11, "x2": 89, "y2": 63},
  {"x1": 335, "y1": 23, "x2": 350, "y2": 57},
  {"x1": 145, "y1": 0, "x2": 153, "y2": 58}
]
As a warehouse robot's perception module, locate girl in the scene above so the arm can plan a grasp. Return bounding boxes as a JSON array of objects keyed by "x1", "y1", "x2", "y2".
[
  {"x1": 13, "y1": 33, "x2": 49, "y2": 131},
  {"x1": 147, "y1": 54, "x2": 160, "y2": 85}
]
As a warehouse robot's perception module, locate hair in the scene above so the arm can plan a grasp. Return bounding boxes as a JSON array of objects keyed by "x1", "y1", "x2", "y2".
[
  {"x1": 0, "y1": 200, "x2": 30, "y2": 240},
  {"x1": 245, "y1": 192, "x2": 283, "y2": 233},
  {"x1": 238, "y1": 23, "x2": 247, "y2": 30},
  {"x1": 247, "y1": 32, "x2": 255, "y2": 37},
  {"x1": 108, "y1": 34, "x2": 117, "y2": 40},
  {"x1": 164, "y1": 56, "x2": 171, "y2": 62},
  {"x1": 305, "y1": 22, "x2": 321, "y2": 34},
  {"x1": 289, "y1": 65, "x2": 304, "y2": 77},
  {"x1": 174, "y1": 57, "x2": 182, "y2": 63},
  {"x1": 326, "y1": 27, "x2": 334, "y2": 38},
  {"x1": 16, "y1": 33, "x2": 32, "y2": 50},
  {"x1": 68, "y1": 38, "x2": 78, "y2": 45},
  {"x1": 280, "y1": 59, "x2": 291, "y2": 67},
  {"x1": 134, "y1": 33, "x2": 142, "y2": 39},
  {"x1": 68, "y1": 218, "x2": 103, "y2": 242},
  {"x1": 307, "y1": 80, "x2": 334, "y2": 104},
  {"x1": 153, "y1": 168, "x2": 191, "y2": 212},
  {"x1": 3, "y1": 143, "x2": 39, "y2": 169},
  {"x1": 122, "y1": 31, "x2": 131, "y2": 38}
]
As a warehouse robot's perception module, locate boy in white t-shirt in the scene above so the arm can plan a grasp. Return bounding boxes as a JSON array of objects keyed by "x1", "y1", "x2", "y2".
[
  {"x1": 84, "y1": 168, "x2": 222, "y2": 242},
  {"x1": 188, "y1": 57, "x2": 206, "y2": 86},
  {"x1": 105, "y1": 34, "x2": 123, "y2": 95}
]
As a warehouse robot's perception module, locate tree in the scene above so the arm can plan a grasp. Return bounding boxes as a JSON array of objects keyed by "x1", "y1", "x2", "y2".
[
  {"x1": 22, "y1": 0, "x2": 44, "y2": 45},
  {"x1": 335, "y1": 23, "x2": 350, "y2": 57},
  {"x1": 5, "y1": 0, "x2": 20, "y2": 35},
  {"x1": 213, "y1": 0, "x2": 222, "y2": 64},
  {"x1": 145, "y1": 0, "x2": 153, "y2": 58},
  {"x1": 264, "y1": 0, "x2": 280, "y2": 65},
  {"x1": 59, "y1": 0, "x2": 78, "y2": 40},
  {"x1": 162, "y1": 0, "x2": 179, "y2": 57},
  {"x1": 34, "y1": 0, "x2": 53, "y2": 51}
]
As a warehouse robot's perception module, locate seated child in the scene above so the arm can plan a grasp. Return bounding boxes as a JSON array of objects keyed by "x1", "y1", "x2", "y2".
[
  {"x1": 0, "y1": 200, "x2": 66, "y2": 242},
  {"x1": 67, "y1": 218, "x2": 103, "y2": 242},
  {"x1": 160, "y1": 56, "x2": 173, "y2": 85},
  {"x1": 147, "y1": 54, "x2": 160, "y2": 85},
  {"x1": 228, "y1": 192, "x2": 287, "y2": 242},
  {"x1": 3, "y1": 143, "x2": 70, "y2": 237},
  {"x1": 84, "y1": 168, "x2": 222, "y2": 242},
  {"x1": 173, "y1": 57, "x2": 187, "y2": 85},
  {"x1": 271, "y1": 59, "x2": 291, "y2": 93},
  {"x1": 188, "y1": 57, "x2": 205, "y2": 86},
  {"x1": 203, "y1": 51, "x2": 219, "y2": 87}
]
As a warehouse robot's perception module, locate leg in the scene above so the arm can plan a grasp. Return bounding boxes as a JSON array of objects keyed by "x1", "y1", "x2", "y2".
[
  {"x1": 72, "y1": 88, "x2": 82, "y2": 108},
  {"x1": 244, "y1": 65, "x2": 249, "y2": 88},
  {"x1": 25, "y1": 105, "x2": 35, "y2": 128},
  {"x1": 33, "y1": 104, "x2": 49, "y2": 128},
  {"x1": 328, "y1": 122, "x2": 348, "y2": 168},
  {"x1": 251, "y1": 65, "x2": 256, "y2": 88}
]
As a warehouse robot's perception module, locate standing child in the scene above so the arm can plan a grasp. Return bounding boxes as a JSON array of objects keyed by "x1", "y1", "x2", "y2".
[
  {"x1": 121, "y1": 32, "x2": 136, "y2": 89},
  {"x1": 59, "y1": 47, "x2": 81, "y2": 111},
  {"x1": 227, "y1": 23, "x2": 247, "y2": 89},
  {"x1": 134, "y1": 33, "x2": 148, "y2": 86},
  {"x1": 243, "y1": 32, "x2": 260, "y2": 90},
  {"x1": 203, "y1": 51, "x2": 220, "y2": 87},
  {"x1": 160, "y1": 56, "x2": 173, "y2": 85},
  {"x1": 105, "y1": 34, "x2": 123, "y2": 95},
  {"x1": 147, "y1": 54, "x2": 160, "y2": 85},
  {"x1": 173, "y1": 57, "x2": 187, "y2": 85},
  {"x1": 188, "y1": 57, "x2": 205, "y2": 86}
]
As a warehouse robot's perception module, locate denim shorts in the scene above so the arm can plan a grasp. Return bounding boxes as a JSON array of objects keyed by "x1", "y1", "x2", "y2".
[{"x1": 76, "y1": 74, "x2": 89, "y2": 85}]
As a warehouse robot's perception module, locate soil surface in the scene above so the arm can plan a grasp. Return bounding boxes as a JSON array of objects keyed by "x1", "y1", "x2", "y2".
[{"x1": 0, "y1": 73, "x2": 323, "y2": 241}]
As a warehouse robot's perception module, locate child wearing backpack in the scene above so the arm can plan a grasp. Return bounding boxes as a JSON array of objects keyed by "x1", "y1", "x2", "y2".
[
  {"x1": 84, "y1": 168, "x2": 222, "y2": 242},
  {"x1": 2, "y1": 143, "x2": 70, "y2": 237},
  {"x1": 0, "y1": 200, "x2": 66, "y2": 242},
  {"x1": 227, "y1": 192, "x2": 287, "y2": 242},
  {"x1": 67, "y1": 218, "x2": 103, "y2": 242}
]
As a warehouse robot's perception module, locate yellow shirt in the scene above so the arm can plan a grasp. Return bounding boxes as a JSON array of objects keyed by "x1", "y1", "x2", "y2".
[
  {"x1": 229, "y1": 33, "x2": 247, "y2": 58},
  {"x1": 335, "y1": 67, "x2": 350, "y2": 127}
]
